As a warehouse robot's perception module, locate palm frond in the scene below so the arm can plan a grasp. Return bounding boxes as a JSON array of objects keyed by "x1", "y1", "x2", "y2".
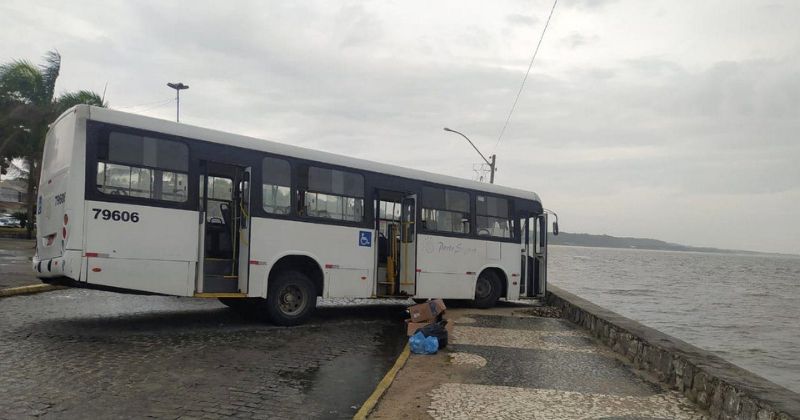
[
  {"x1": 0, "y1": 60, "x2": 43, "y2": 104},
  {"x1": 56, "y1": 90, "x2": 107, "y2": 113},
  {"x1": 39, "y1": 50, "x2": 61, "y2": 104}
]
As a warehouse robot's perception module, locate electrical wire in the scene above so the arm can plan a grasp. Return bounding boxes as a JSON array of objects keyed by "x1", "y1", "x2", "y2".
[
  {"x1": 113, "y1": 97, "x2": 175, "y2": 112},
  {"x1": 495, "y1": 0, "x2": 558, "y2": 149},
  {"x1": 133, "y1": 98, "x2": 175, "y2": 113}
]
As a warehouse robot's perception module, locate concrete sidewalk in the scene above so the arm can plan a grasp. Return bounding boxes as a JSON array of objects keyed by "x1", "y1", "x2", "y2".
[{"x1": 371, "y1": 305, "x2": 707, "y2": 419}]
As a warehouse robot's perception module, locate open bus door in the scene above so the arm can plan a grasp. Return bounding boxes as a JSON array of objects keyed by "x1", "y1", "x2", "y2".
[
  {"x1": 196, "y1": 161, "x2": 251, "y2": 296},
  {"x1": 535, "y1": 213, "x2": 548, "y2": 297},
  {"x1": 398, "y1": 194, "x2": 417, "y2": 295},
  {"x1": 520, "y1": 213, "x2": 549, "y2": 298},
  {"x1": 375, "y1": 191, "x2": 417, "y2": 297}
]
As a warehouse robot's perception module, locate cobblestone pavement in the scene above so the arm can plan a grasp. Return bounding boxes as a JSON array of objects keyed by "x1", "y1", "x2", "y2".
[
  {"x1": 0, "y1": 289, "x2": 408, "y2": 419},
  {"x1": 0, "y1": 238, "x2": 36, "y2": 289},
  {"x1": 427, "y1": 312, "x2": 707, "y2": 419}
]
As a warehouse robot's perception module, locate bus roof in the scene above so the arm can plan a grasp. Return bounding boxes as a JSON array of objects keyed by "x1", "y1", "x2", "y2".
[{"x1": 73, "y1": 105, "x2": 541, "y2": 204}]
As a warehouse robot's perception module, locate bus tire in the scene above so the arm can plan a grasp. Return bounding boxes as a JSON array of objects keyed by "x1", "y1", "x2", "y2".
[
  {"x1": 473, "y1": 270, "x2": 501, "y2": 309},
  {"x1": 265, "y1": 270, "x2": 316, "y2": 326}
]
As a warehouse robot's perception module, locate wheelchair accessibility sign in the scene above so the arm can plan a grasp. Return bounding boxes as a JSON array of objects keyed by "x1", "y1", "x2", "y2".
[{"x1": 358, "y1": 231, "x2": 372, "y2": 247}]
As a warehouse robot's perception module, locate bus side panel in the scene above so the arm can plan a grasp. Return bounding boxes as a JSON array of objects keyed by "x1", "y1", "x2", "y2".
[
  {"x1": 86, "y1": 258, "x2": 192, "y2": 296},
  {"x1": 83, "y1": 200, "x2": 198, "y2": 295},
  {"x1": 248, "y1": 218, "x2": 374, "y2": 299},
  {"x1": 416, "y1": 235, "x2": 517, "y2": 299}
]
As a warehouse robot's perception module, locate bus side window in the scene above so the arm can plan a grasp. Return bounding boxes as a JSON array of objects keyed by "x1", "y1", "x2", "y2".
[
  {"x1": 96, "y1": 132, "x2": 188, "y2": 203},
  {"x1": 262, "y1": 157, "x2": 291, "y2": 215},
  {"x1": 302, "y1": 166, "x2": 364, "y2": 222},
  {"x1": 421, "y1": 187, "x2": 470, "y2": 234},
  {"x1": 476, "y1": 195, "x2": 511, "y2": 238}
]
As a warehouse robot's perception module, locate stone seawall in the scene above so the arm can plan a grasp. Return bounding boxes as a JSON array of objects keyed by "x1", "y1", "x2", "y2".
[{"x1": 546, "y1": 285, "x2": 800, "y2": 420}]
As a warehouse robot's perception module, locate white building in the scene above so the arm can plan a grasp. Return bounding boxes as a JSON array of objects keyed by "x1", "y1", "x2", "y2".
[{"x1": 0, "y1": 178, "x2": 27, "y2": 214}]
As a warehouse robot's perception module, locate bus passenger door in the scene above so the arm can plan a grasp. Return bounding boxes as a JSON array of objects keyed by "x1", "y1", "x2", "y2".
[
  {"x1": 520, "y1": 217, "x2": 530, "y2": 297},
  {"x1": 196, "y1": 161, "x2": 249, "y2": 296},
  {"x1": 236, "y1": 168, "x2": 252, "y2": 294},
  {"x1": 520, "y1": 215, "x2": 547, "y2": 298},
  {"x1": 398, "y1": 195, "x2": 417, "y2": 295},
  {"x1": 521, "y1": 214, "x2": 548, "y2": 298},
  {"x1": 535, "y1": 214, "x2": 548, "y2": 297}
]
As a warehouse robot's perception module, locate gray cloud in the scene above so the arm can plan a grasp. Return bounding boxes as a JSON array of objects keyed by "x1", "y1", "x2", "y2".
[
  {"x1": 1, "y1": 0, "x2": 798, "y2": 253},
  {"x1": 560, "y1": 0, "x2": 620, "y2": 10},
  {"x1": 561, "y1": 32, "x2": 598, "y2": 48},
  {"x1": 506, "y1": 13, "x2": 539, "y2": 27}
]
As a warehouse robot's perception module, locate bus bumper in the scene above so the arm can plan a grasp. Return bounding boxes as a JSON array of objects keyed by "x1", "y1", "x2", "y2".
[{"x1": 33, "y1": 250, "x2": 83, "y2": 280}]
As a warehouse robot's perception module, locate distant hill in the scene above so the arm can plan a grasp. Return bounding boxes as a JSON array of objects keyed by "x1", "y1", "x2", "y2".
[{"x1": 548, "y1": 232, "x2": 776, "y2": 255}]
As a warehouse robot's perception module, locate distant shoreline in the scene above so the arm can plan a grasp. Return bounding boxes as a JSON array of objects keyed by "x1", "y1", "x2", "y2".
[{"x1": 548, "y1": 232, "x2": 799, "y2": 258}]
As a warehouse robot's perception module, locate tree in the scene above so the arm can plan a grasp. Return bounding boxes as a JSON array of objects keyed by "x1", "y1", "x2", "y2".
[{"x1": 0, "y1": 50, "x2": 106, "y2": 238}]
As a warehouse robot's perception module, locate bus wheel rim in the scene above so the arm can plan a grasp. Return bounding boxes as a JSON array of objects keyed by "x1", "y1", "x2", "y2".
[
  {"x1": 279, "y1": 285, "x2": 305, "y2": 315},
  {"x1": 476, "y1": 277, "x2": 490, "y2": 298}
]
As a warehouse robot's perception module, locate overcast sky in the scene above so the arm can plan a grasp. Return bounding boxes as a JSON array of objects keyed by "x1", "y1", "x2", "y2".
[{"x1": 2, "y1": 0, "x2": 799, "y2": 254}]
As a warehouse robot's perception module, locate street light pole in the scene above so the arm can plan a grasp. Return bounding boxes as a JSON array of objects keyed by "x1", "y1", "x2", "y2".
[
  {"x1": 167, "y1": 82, "x2": 189, "y2": 122},
  {"x1": 489, "y1": 153, "x2": 496, "y2": 184},
  {"x1": 443, "y1": 127, "x2": 496, "y2": 183}
]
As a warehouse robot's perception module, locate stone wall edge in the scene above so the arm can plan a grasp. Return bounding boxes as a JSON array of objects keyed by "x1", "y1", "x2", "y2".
[{"x1": 546, "y1": 285, "x2": 800, "y2": 420}]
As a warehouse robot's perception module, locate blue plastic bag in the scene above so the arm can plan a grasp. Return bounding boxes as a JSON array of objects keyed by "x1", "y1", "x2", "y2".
[
  {"x1": 409, "y1": 331, "x2": 426, "y2": 354},
  {"x1": 409, "y1": 331, "x2": 439, "y2": 354},
  {"x1": 423, "y1": 335, "x2": 439, "y2": 354}
]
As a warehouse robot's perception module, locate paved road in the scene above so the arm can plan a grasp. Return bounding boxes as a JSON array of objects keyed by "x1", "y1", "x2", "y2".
[
  {"x1": 0, "y1": 237, "x2": 36, "y2": 289},
  {"x1": 373, "y1": 306, "x2": 707, "y2": 419},
  {"x1": 0, "y1": 237, "x2": 414, "y2": 418},
  {"x1": 0, "y1": 289, "x2": 408, "y2": 419},
  {"x1": 4, "y1": 238, "x2": 702, "y2": 418}
]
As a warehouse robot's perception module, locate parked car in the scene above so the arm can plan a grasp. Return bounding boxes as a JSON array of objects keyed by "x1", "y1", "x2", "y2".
[{"x1": 0, "y1": 217, "x2": 22, "y2": 228}]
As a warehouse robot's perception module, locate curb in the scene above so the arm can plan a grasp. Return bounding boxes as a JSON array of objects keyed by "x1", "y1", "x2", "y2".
[
  {"x1": 0, "y1": 284, "x2": 65, "y2": 298},
  {"x1": 353, "y1": 342, "x2": 411, "y2": 420}
]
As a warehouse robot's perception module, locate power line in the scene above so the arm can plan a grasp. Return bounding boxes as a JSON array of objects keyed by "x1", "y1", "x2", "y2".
[
  {"x1": 134, "y1": 98, "x2": 176, "y2": 113},
  {"x1": 113, "y1": 97, "x2": 174, "y2": 112},
  {"x1": 495, "y1": 0, "x2": 558, "y2": 149}
]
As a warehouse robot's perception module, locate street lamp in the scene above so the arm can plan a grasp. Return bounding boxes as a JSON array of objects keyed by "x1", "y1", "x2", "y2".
[
  {"x1": 443, "y1": 127, "x2": 496, "y2": 183},
  {"x1": 167, "y1": 82, "x2": 189, "y2": 122}
]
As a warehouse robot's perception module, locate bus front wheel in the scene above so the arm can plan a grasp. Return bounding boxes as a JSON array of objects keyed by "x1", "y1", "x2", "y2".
[
  {"x1": 265, "y1": 270, "x2": 316, "y2": 326},
  {"x1": 473, "y1": 270, "x2": 501, "y2": 309}
]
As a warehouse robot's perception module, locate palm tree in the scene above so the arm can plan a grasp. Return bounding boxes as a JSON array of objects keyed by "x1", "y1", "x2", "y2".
[{"x1": 0, "y1": 50, "x2": 106, "y2": 238}]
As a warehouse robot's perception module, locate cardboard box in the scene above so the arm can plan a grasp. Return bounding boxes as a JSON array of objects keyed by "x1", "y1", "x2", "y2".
[
  {"x1": 405, "y1": 319, "x2": 431, "y2": 336},
  {"x1": 408, "y1": 299, "x2": 446, "y2": 323}
]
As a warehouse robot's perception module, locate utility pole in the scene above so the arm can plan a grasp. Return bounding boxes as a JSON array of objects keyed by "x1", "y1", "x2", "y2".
[
  {"x1": 167, "y1": 82, "x2": 189, "y2": 122},
  {"x1": 443, "y1": 127, "x2": 496, "y2": 183}
]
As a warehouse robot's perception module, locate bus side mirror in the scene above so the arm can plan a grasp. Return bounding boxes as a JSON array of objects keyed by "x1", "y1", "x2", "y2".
[{"x1": 553, "y1": 221, "x2": 559, "y2": 236}]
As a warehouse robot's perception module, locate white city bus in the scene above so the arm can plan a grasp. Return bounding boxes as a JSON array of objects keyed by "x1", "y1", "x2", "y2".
[{"x1": 34, "y1": 105, "x2": 554, "y2": 325}]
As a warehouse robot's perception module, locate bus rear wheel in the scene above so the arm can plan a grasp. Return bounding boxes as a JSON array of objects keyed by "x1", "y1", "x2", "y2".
[
  {"x1": 473, "y1": 270, "x2": 501, "y2": 309},
  {"x1": 265, "y1": 270, "x2": 316, "y2": 326}
]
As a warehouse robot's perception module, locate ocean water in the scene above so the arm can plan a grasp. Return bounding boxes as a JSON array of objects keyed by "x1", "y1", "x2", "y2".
[{"x1": 548, "y1": 245, "x2": 800, "y2": 394}]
